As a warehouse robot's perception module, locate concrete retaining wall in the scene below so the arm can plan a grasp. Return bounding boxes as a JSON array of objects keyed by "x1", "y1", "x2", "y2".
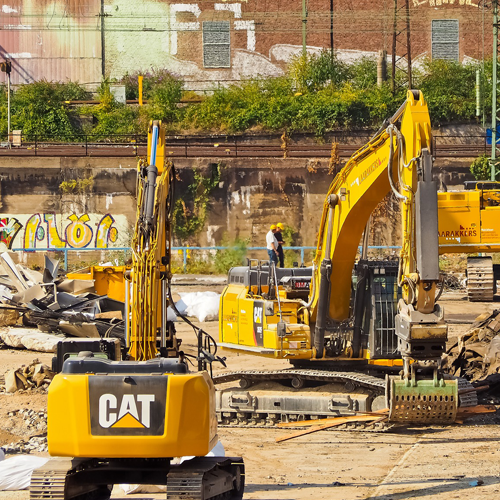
[{"x1": 0, "y1": 154, "x2": 477, "y2": 267}]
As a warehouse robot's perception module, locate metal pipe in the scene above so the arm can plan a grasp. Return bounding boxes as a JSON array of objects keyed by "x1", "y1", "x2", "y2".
[
  {"x1": 476, "y1": 69, "x2": 482, "y2": 118},
  {"x1": 361, "y1": 218, "x2": 371, "y2": 260},
  {"x1": 492, "y1": 0, "x2": 498, "y2": 181},
  {"x1": 161, "y1": 279, "x2": 166, "y2": 348},
  {"x1": 125, "y1": 277, "x2": 129, "y2": 347},
  {"x1": 272, "y1": 263, "x2": 283, "y2": 322},
  {"x1": 144, "y1": 123, "x2": 159, "y2": 228}
]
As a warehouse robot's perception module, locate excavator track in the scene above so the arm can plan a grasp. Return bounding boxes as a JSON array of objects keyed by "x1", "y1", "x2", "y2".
[
  {"x1": 214, "y1": 369, "x2": 387, "y2": 391},
  {"x1": 214, "y1": 369, "x2": 387, "y2": 429},
  {"x1": 167, "y1": 457, "x2": 244, "y2": 500},
  {"x1": 30, "y1": 457, "x2": 244, "y2": 500},
  {"x1": 467, "y1": 256, "x2": 495, "y2": 302},
  {"x1": 30, "y1": 458, "x2": 112, "y2": 500},
  {"x1": 214, "y1": 370, "x2": 477, "y2": 428}
]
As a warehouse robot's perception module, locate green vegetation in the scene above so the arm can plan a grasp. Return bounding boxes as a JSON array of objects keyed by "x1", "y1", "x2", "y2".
[
  {"x1": 213, "y1": 237, "x2": 249, "y2": 273},
  {"x1": 169, "y1": 237, "x2": 248, "y2": 274},
  {"x1": 470, "y1": 154, "x2": 492, "y2": 181},
  {"x1": 173, "y1": 163, "x2": 222, "y2": 240},
  {"x1": 2, "y1": 80, "x2": 89, "y2": 139},
  {"x1": 0, "y1": 55, "x2": 492, "y2": 141},
  {"x1": 59, "y1": 176, "x2": 94, "y2": 194}
]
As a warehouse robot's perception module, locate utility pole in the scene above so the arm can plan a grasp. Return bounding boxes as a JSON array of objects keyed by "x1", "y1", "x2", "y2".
[
  {"x1": 302, "y1": 0, "x2": 307, "y2": 56},
  {"x1": 330, "y1": 0, "x2": 334, "y2": 60},
  {"x1": 391, "y1": 0, "x2": 412, "y2": 92},
  {"x1": 0, "y1": 60, "x2": 12, "y2": 146},
  {"x1": 491, "y1": 0, "x2": 499, "y2": 181}
]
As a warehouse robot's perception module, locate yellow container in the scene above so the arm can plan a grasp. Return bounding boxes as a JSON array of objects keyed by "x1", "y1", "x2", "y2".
[{"x1": 68, "y1": 266, "x2": 128, "y2": 302}]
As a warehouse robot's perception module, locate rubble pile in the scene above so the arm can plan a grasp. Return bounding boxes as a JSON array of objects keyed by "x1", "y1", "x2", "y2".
[
  {"x1": 2, "y1": 359, "x2": 55, "y2": 393},
  {"x1": 445, "y1": 309, "x2": 500, "y2": 402},
  {"x1": 442, "y1": 272, "x2": 466, "y2": 291},
  {"x1": 6, "y1": 409, "x2": 47, "y2": 433},
  {"x1": 0, "y1": 253, "x2": 124, "y2": 351},
  {"x1": 3, "y1": 436, "x2": 48, "y2": 454}
]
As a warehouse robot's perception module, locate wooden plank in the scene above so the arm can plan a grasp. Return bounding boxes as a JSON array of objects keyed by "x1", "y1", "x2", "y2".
[
  {"x1": 456, "y1": 404, "x2": 497, "y2": 416},
  {"x1": 276, "y1": 415, "x2": 387, "y2": 443},
  {"x1": 277, "y1": 409, "x2": 389, "y2": 429},
  {"x1": 458, "y1": 385, "x2": 489, "y2": 395}
]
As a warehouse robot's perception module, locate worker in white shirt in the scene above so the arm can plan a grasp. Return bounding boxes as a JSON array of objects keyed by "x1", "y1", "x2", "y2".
[{"x1": 266, "y1": 224, "x2": 279, "y2": 265}]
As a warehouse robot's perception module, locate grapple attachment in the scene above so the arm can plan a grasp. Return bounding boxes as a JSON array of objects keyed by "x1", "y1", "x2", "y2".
[{"x1": 388, "y1": 376, "x2": 458, "y2": 424}]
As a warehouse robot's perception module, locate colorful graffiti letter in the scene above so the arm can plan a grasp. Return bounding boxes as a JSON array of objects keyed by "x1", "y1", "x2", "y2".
[
  {"x1": 0, "y1": 217, "x2": 22, "y2": 249},
  {"x1": 96, "y1": 214, "x2": 119, "y2": 248},
  {"x1": 24, "y1": 214, "x2": 44, "y2": 249},
  {"x1": 44, "y1": 213, "x2": 66, "y2": 249},
  {"x1": 65, "y1": 214, "x2": 93, "y2": 248}
]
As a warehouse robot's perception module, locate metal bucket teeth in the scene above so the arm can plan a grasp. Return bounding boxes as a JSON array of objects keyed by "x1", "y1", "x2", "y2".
[{"x1": 388, "y1": 377, "x2": 458, "y2": 424}]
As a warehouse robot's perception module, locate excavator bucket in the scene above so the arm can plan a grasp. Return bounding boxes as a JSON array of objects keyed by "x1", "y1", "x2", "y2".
[{"x1": 388, "y1": 376, "x2": 458, "y2": 424}]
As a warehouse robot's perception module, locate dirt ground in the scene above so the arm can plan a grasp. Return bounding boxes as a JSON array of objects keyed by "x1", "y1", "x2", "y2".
[{"x1": 1, "y1": 288, "x2": 500, "y2": 500}]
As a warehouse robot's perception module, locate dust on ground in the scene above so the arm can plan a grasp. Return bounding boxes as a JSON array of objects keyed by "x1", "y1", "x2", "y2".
[{"x1": 1, "y1": 289, "x2": 500, "y2": 500}]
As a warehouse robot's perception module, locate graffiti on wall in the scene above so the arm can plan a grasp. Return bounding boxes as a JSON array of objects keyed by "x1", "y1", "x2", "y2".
[{"x1": 0, "y1": 212, "x2": 126, "y2": 250}]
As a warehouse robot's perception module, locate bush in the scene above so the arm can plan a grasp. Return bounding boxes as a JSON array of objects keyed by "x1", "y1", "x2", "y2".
[
  {"x1": 470, "y1": 154, "x2": 492, "y2": 180},
  {"x1": 120, "y1": 68, "x2": 182, "y2": 100},
  {"x1": 80, "y1": 80, "x2": 142, "y2": 136},
  {"x1": 289, "y1": 51, "x2": 350, "y2": 93},
  {"x1": 0, "y1": 57, "x2": 492, "y2": 140},
  {"x1": 214, "y1": 238, "x2": 248, "y2": 273},
  {"x1": 6, "y1": 81, "x2": 89, "y2": 139},
  {"x1": 146, "y1": 75, "x2": 183, "y2": 123}
]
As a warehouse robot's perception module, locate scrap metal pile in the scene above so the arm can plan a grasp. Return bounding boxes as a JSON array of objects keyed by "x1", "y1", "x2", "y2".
[
  {"x1": 0, "y1": 252, "x2": 124, "y2": 348},
  {"x1": 445, "y1": 310, "x2": 500, "y2": 403}
]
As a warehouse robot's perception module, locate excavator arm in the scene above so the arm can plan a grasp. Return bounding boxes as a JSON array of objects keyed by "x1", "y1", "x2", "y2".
[{"x1": 128, "y1": 120, "x2": 177, "y2": 360}]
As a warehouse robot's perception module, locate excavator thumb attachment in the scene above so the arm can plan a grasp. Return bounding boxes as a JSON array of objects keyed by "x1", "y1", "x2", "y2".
[{"x1": 387, "y1": 376, "x2": 458, "y2": 424}]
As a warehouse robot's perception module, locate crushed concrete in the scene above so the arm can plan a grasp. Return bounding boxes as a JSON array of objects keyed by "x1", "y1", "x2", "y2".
[{"x1": 3, "y1": 436, "x2": 47, "y2": 454}]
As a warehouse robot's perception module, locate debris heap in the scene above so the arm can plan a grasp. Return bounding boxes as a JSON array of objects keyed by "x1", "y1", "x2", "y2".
[
  {"x1": 3, "y1": 359, "x2": 54, "y2": 393},
  {"x1": 0, "y1": 252, "x2": 124, "y2": 348},
  {"x1": 444, "y1": 309, "x2": 500, "y2": 403}
]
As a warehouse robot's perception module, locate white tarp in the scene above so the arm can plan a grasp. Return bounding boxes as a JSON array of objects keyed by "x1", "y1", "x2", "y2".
[
  {"x1": 0, "y1": 455, "x2": 49, "y2": 491},
  {"x1": 121, "y1": 441, "x2": 225, "y2": 495},
  {"x1": 175, "y1": 292, "x2": 220, "y2": 322}
]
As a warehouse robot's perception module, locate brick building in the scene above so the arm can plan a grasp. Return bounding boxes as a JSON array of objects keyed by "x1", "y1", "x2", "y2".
[{"x1": 0, "y1": 0, "x2": 491, "y2": 86}]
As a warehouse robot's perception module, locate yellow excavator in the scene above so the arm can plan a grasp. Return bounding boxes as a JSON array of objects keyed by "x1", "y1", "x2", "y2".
[
  {"x1": 217, "y1": 90, "x2": 476, "y2": 425},
  {"x1": 30, "y1": 122, "x2": 244, "y2": 500},
  {"x1": 438, "y1": 181, "x2": 500, "y2": 301}
]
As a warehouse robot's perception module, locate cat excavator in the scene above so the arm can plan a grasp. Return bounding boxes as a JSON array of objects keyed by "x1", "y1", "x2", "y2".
[
  {"x1": 438, "y1": 181, "x2": 500, "y2": 302},
  {"x1": 217, "y1": 90, "x2": 477, "y2": 426},
  {"x1": 30, "y1": 122, "x2": 244, "y2": 500}
]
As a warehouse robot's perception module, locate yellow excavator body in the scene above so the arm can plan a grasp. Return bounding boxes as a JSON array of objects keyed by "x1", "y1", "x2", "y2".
[
  {"x1": 48, "y1": 366, "x2": 217, "y2": 458},
  {"x1": 218, "y1": 91, "x2": 461, "y2": 424},
  {"x1": 438, "y1": 187, "x2": 500, "y2": 253},
  {"x1": 34, "y1": 121, "x2": 244, "y2": 500}
]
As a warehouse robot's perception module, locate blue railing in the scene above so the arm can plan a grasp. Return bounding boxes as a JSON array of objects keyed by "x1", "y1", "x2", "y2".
[{"x1": 9, "y1": 245, "x2": 401, "y2": 272}]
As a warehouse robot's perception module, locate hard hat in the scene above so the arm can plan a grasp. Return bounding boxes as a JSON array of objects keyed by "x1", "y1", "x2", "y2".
[
  {"x1": 270, "y1": 224, "x2": 277, "y2": 230},
  {"x1": 277, "y1": 223, "x2": 284, "y2": 230}
]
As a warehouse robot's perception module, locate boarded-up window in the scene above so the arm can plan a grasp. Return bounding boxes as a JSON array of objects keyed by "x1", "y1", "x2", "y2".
[
  {"x1": 432, "y1": 20, "x2": 459, "y2": 61},
  {"x1": 203, "y1": 21, "x2": 230, "y2": 68}
]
